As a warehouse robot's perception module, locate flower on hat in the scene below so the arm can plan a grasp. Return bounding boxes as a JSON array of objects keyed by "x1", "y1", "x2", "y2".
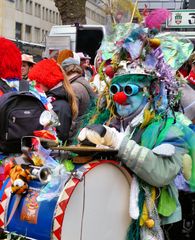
[{"x1": 28, "y1": 59, "x2": 64, "y2": 90}]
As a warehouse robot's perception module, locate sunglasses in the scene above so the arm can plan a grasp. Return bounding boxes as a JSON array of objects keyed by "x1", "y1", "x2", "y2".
[{"x1": 109, "y1": 84, "x2": 141, "y2": 96}]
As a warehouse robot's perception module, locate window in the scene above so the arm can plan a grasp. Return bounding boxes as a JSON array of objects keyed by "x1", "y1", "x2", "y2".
[
  {"x1": 16, "y1": 0, "x2": 23, "y2": 11},
  {"x1": 42, "y1": 29, "x2": 45, "y2": 42},
  {"x1": 34, "y1": 27, "x2": 40, "y2": 42},
  {"x1": 35, "y1": 3, "x2": 41, "y2": 18},
  {"x1": 101, "y1": 16, "x2": 106, "y2": 25},
  {"x1": 46, "y1": 8, "x2": 48, "y2": 21},
  {"x1": 86, "y1": 7, "x2": 91, "y2": 19},
  {"x1": 25, "y1": 0, "x2": 32, "y2": 15},
  {"x1": 15, "y1": 22, "x2": 22, "y2": 40},
  {"x1": 49, "y1": 10, "x2": 52, "y2": 22},
  {"x1": 25, "y1": 25, "x2": 32, "y2": 41},
  {"x1": 42, "y1": 7, "x2": 45, "y2": 20},
  {"x1": 52, "y1": 11, "x2": 55, "y2": 23},
  {"x1": 91, "y1": 11, "x2": 95, "y2": 21},
  {"x1": 56, "y1": 13, "x2": 59, "y2": 24},
  {"x1": 55, "y1": 12, "x2": 57, "y2": 24}
]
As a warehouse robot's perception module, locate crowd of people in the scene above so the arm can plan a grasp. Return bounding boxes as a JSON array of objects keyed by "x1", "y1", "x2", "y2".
[
  {"x1": 12, "y1": 44, "x2": 96, "y2": 145},
  {"x1": 0, "y1": 11, "x2": 195, "y2": 239}
]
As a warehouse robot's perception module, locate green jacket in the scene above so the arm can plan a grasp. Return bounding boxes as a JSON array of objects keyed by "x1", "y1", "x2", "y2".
[{"x1": 118, "y1": 118, "x2": 193, "y2": 224}]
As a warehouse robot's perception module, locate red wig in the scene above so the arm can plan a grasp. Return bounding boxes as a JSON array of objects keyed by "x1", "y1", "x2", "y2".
[
  {"x1": 0, "y1": 37, "x2": 22, "y2": 79},
  {"x1": 28, "y1": 59, "x2": 64, "y2": 90}
]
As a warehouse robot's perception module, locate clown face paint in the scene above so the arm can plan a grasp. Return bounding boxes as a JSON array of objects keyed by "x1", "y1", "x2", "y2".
[
  {"x1": 110, "y1": 74, "x2": 153, "y2": 118},
  {"x1": 117, "y1": 95, "x2": 146, "y2": 117},
  {"x1": 110, "y1": 83, "x2": 147, "y2": 117}
]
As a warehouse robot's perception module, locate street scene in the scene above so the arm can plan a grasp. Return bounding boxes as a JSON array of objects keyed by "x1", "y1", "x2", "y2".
[{"x1": 0, "y1": 0, "x2": 195, "y2": 239}]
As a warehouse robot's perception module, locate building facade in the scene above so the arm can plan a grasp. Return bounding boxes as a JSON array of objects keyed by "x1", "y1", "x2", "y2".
[
  {"x1": 86, "y1": 0, "x2": 106, "y2": 25},
  {"x1": 0, "y1": 0, "x2": 61, "y2": 45},
  {"x1": 0, "y1": 0, "x2": 106, "y2": 56},
  {"x1": 0, "y1": 0, "x2": 106, "y2": 44}
]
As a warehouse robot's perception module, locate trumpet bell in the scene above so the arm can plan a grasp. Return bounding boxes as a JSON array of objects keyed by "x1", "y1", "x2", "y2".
[
  {"x1": 39, "y1": 167, "x2": 52, "y2": 184},
  {"x1": 31, "y1": 166, "x2": 52, "y2": 184}
]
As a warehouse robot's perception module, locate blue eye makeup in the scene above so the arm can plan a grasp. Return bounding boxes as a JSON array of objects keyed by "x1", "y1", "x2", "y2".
[
  {"x1": 124, "y1": 84, "x2": 140, "y2": 96},
  {"x1": 110, "y1": 84, "x2": 140, "y2": 96},
  {"x1": 109, "y1": 84, "x2": 121, "y2": 95}
]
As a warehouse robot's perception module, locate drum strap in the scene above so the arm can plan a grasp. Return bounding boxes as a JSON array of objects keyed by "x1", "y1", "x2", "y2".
[{"x1": 5, "y1": 194, "x2": 22, "y2": 227}]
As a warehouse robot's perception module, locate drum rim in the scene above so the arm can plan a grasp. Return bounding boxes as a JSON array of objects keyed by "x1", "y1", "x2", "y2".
[
  {"x1": 0, "y1": 180, "x2": 12, "y2": 230},
  {"x1": 52, "y1": 159, "x2": 131, "y2": 240}
]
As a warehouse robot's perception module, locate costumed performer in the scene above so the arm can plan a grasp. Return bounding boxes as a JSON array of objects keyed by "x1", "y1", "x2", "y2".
[{"x1": 77, "y1": 18, "x2": 195, "y2": 240}]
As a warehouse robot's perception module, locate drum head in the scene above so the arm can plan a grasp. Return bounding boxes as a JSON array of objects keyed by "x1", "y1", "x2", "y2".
[{"x1": 60, "y1": 162, "x2": 131, "y2": 240}]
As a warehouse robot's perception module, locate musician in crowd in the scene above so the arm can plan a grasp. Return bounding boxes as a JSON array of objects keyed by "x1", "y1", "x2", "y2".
[{"x1": 77, "y1": 25, "x2": 195, "y2": 240}]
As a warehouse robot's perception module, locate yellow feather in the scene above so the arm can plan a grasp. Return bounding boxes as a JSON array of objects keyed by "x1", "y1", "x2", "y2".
[
  {"x1": 140, "y1": 201, "x2": 148, "y2": 226},
  {"x1": 140, "y1": 187, "x2": 156, "y2": 226},
  {"x1": 140, "y1": 109, "x2": 155, "y2": 129}
]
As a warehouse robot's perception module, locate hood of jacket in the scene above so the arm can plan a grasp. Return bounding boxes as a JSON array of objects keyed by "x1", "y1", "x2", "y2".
[{"x1": 46, "y1": 85, "x2": 69, "y2": 101}]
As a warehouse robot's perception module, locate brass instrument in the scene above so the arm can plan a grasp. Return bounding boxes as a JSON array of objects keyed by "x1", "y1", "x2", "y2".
[{"x1": 30, "y1": 166, "x2": 52, "y2": 184}]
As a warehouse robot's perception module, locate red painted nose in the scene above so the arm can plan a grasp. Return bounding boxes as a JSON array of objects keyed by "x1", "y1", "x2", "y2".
[{"x1": 113, "y1": 92, "x2": 127, "y2": 105}]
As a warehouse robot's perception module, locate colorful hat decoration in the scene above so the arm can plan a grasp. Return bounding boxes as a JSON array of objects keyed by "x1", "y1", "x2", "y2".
[
  {"x1": 88, "y1": 5, "x2": 195, "y2": 128},
  {"x1": 96, "y1": 20, "x2": 194, "y2": 111}
]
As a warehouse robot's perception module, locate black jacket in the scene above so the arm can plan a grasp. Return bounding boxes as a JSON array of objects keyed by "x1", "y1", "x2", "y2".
[{"x1": 47, "y1": 85, "x2": 72, "y2": 143}]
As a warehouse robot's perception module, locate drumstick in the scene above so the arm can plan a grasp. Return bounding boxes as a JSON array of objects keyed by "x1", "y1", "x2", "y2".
[{"x1": 51, "y1": 145, "x2": 118, "y2": 153}]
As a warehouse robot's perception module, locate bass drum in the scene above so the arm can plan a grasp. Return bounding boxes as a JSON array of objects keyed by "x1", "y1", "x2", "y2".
[{"x1": 0, "y1": 160, "x2": 132, "y2": 240}]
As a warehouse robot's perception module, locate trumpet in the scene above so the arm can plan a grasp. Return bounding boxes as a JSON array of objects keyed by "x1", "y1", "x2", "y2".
[{"x1": 30, "y1": 165, "x2": 52, "y2": 184}]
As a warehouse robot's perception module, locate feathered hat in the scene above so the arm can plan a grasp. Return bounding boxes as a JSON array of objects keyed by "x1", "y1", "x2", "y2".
[
  {"x1": 0, "y1": 37, "x2": 22, "y2": 80},
  {"x1": 28, "y1": 59, "x2": 64, "y2": 90},
  {"x1": 96, "y1": 17, "x2": 193, "y2": 114},
  {"x1": 89, "y1": 8, "x2": 194, "y2": 127}
]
